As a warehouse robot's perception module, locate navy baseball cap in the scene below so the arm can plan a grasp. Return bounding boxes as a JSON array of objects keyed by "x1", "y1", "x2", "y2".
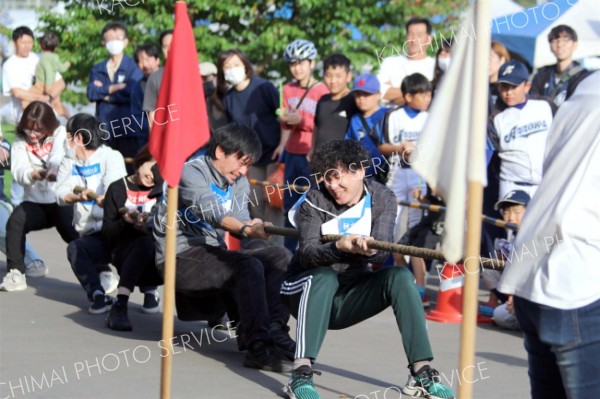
[
  {"x1": 496, "y1": 61, "x2": 529, "y2": 86},
  {"x1": 352, "y1": 73, "x2": 380, "y2": 94},
  {"x1": 495, "y1": 190, "x2": 531, "y2": 210}
]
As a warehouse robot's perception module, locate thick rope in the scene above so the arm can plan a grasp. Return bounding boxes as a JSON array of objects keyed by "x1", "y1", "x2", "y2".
[{"x1": 264, "y1": 226, "x2": 505, "y2": 270}]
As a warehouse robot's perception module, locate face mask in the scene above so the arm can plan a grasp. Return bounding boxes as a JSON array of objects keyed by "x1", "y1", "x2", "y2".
[
  {"x1": 224, "y1": 66, "x2": 246, "y2": 86},
  {"x1": 438, "y1": 57, "x2": 451, "y2": 72},
  {"x1": 105, "y1": 40, "x2": 125, "y2": 56},
  {"x1": 64, "y1": 138, "x2": 77, "y2": 160}
]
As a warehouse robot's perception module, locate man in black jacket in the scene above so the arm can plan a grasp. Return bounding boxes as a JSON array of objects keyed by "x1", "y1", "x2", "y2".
[
  {"x1": 530, "y1": 25, "x2": 590, "y2": 107},
  {"x1": 280, "y1": 140, "x2": 455, "y2": 399}
]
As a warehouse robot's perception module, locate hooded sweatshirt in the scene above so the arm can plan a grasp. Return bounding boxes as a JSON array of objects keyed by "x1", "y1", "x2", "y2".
[
  {"x1": 55, "y1": 145, "x2": 126, "y2": 236},
  {"x1": 10, "y1": 125, "x2": 66, "y2": 204}
]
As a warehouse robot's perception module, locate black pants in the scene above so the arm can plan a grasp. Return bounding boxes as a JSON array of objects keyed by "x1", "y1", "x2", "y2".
[
  {"x1": 67, "y1": 233, "x2": 112, "y2": 300},
  {"x1": 6, "y1": 202, "x2": 78, "y2": 273},
  {"x1": 164, "y1": 244, "x2": 292, "y2": 346},
  {"x1": 112, "y1": 236, "x2": 162, "y2": 292}
]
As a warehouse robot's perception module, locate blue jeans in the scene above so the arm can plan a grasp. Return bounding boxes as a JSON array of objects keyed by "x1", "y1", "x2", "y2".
[
  {"x1": 514, "y1": 296, "x2": 600, "y2": 399},
  {"x1": 283, "y1": 153, "x2": 311, "y2": 253}
]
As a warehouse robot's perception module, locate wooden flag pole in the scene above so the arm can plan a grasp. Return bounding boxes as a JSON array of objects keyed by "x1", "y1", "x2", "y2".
[
  {"x1": 458, "y1": 1, "x2": 491, "y2": 398},
  {"x1": 160, "y1": 186, "x2": 179, "y2": 399}
]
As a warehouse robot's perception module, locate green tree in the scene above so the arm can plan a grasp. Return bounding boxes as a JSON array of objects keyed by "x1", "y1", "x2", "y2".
[{"x1": 37, "y1": 0, "x2": 469, "y2": 105}]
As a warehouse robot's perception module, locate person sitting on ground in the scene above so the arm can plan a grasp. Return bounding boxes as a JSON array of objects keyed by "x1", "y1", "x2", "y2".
[
  {"x1": 281, "y1": 139, "x2": 455, "y2": 399},
  {"x1": 0, "y1": 102, "x2": 79, "y2": 292},
  {"x1": 54, "y1": 113, "x2": 127, "y2": 314},
  {"x1": 102, "y1": 146, "x2": 163, "y2": 331},
  {"x1": 33, "y1": 31, "x2": 71, "y2": 117},
  {"x1": 152, "y1": 123, "x2": 295, "y2": 372}
]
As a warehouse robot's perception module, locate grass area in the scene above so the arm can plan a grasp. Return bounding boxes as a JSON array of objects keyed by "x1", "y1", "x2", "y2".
[{"x1": 1, "y1": 123, "x2": 16, "y2": 200}]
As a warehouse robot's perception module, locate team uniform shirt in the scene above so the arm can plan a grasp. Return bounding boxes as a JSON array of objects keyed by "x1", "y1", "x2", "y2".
[
  {"x1": 10, "y1": 126, "x2": 67, "y2": 204},
  {"x1": 376, "y1": 56, "x2": 435, "y2": 99},
  {"x1": 385, "y1": 106, "x2": 429, "y2": 166},
  {"x1": 2, "y1": 53, "x2": 39, "y2": 123},
  {"x1": 102, "y1": 176, "x2": 156, "y2": 249},
  {"x1": 489, "y1": 98, "x2": 554, "y2": 189},
  {"x1": 498, "y1": 71, "x2": 600, "y2": 310},
  {"x1": 152, "y1": 155, "x2": 252, "y2": 265},
  {"x1": 314, "y1": 93, "x2": 359, "y2": 148},
  {"x1": 282, "y1": 81, "x2": 329, "y2": 155},
  {"x1": 384, "y1": 106, "x2": 429, "y2": 232},
  {"x1": 55, "y1": 145, "x2": 127, "y2": 236}
]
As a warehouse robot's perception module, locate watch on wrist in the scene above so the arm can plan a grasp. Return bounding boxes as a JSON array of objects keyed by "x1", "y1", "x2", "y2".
[{"x1": 238, "y1": 224, "x2": 251, "y2": 238}]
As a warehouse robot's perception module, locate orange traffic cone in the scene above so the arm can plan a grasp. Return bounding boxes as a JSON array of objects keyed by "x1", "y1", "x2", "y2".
[
  {"x1": 224, "y1": 232, "x2": 241, "y2": 251},
  {"x1": 426, "y1": 263, "x2": 494, "y2": 324},
  {"x1": 427, "y1": 263, "x2": 465, "y2": 323}
]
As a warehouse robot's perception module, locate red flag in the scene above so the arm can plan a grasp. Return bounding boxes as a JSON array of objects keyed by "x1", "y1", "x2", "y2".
[{"x1": 149, "y1": 1, "x2": 209, "y2": 188}]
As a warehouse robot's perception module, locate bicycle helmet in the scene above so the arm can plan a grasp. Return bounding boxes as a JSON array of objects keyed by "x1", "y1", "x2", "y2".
[{"x1": 283, "y1": 39, "x2": 318, "y2": 63}]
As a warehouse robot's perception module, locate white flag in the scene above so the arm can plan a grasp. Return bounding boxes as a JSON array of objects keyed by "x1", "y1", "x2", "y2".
[{"x1": 409, "y1": 5, "x2": 487, "y2": 264}]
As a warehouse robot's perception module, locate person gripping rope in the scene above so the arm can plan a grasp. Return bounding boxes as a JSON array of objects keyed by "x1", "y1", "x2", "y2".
[{"x1": 281, "y1": 139, "x2": 455, "y2": 399}]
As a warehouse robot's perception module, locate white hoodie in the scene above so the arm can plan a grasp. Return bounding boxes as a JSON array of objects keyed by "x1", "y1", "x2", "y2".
[
  {"x1": 55, "y1": 145, "x2": 126, "y2": 236},
  {"x1": 10, "y1": 125, "x2": 67, "y2": 204}
]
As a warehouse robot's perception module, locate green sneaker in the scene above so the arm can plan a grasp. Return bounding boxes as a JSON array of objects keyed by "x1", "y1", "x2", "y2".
[
  {"x1": 402, "y1": 365, "x2": 455, "y2": 399},
  {"x1": 283, "y1": 366, "x2": 321, "y2": 399}
]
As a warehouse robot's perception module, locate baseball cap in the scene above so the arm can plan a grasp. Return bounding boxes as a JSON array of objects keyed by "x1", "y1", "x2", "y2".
[
  {"x1": 199, "y1": 62, "x2": 217, "y2": 77},
  {"x1": 496, "y1": 61, "x2": 529, "y2": 86},
  {"x1": 495, "y1": 190, "x2": 531, "y2": 210},
  {"x1": 352, "y1": 73, "x2": 380, "y2": 94}
]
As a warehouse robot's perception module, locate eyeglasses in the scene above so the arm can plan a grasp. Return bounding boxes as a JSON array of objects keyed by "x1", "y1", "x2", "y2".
[{"x1": 550, "y1": 37, "x2": 573, "y2": 45}]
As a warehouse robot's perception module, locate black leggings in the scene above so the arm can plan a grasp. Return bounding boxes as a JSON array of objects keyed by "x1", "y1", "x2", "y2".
[
  {"x1": 6, "y1": 202, "x2": 78, "y2": 273},
  {"x1": 112, "y1": 236, "x2": 163, "y2": 292}
]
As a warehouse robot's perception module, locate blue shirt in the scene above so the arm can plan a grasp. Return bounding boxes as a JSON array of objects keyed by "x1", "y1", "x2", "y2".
[
  {"x1": 223, "y1": 77, "x2": 280, "y2": 165},
  {"x1": 86, "y1": 55, "x2": 143, "y2": 142},
  {"x1": 344, "y1": 107, "x2": 389, "y2": 181}
]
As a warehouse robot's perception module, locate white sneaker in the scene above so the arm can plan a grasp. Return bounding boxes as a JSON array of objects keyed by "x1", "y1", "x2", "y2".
[
  {"x1": 100, "y1": 271, "x2": 119, "y2": 294},
  {"x1": 0, "y1": 269, "x2": 27, "y2": 292},
  {"x1": 25, "y1": 260, "x2": 48, "y2": 278}
]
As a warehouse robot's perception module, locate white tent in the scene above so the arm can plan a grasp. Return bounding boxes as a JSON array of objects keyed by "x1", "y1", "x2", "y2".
[{"x1": 492, "y1": 0, "x2": 600, "y2": 68}]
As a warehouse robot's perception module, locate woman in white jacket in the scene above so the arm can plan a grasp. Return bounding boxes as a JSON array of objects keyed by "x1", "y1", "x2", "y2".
[
  {"x1": 0, "y1": 102, "x2": 79, "y2": 292},
  {"x1": 54, "y1": 113, "x2": 127, "y2": 314}
]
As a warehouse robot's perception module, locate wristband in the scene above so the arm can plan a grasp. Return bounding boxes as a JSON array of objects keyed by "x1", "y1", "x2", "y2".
[{"x1": 238, "y1": 224, "x2": 251, "y2": 238}]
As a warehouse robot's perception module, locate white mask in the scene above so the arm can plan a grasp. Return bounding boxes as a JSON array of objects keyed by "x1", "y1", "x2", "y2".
[
  {"x1": 105, "y1": 40, "x2": 125, "y2": 56},
  {"x1": 64, "y1": 139, "x2": 77, "y2": 160},
  {"x1": 224, "y1": 66, "x2": 246, "y2": 86},
  {"x1": 438, "y1": 57, "x2": 451, "y2": 72}
]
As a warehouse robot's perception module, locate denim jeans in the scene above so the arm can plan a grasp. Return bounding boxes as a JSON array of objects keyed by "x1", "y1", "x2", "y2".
[{"x1": 514, "y1": 296, "x2": 600, "y2": 399}]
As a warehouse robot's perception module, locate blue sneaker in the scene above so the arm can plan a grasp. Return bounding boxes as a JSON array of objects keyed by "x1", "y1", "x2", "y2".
[
  {"x1": 402, "y1": 365, "x2": 455, "y2": 399},
  {"x1": 284, "y1": 366, "x2": 321, "y2": 399}
]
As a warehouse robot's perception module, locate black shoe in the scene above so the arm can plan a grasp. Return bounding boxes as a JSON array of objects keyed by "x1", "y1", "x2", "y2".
[
  {"x1": 270, "y1": 322, "x2": 296, "y2": 361},
  {"x1": 208, "y1": 314, "x2": 230, "y2": 331},
  {"x1": 243, "y1": 340, "x2": 293, "y2": 373},
  {"x1": 106, "y1": 304, "x2": 133, "y2": 331},
  {"x1": 88, "y1": 294, "x2": 114, "y2": 315}
]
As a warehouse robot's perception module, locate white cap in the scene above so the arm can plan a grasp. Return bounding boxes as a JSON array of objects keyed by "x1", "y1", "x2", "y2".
[{"x1": 199, "y1": 62, "x2": 217, "y2": 76}]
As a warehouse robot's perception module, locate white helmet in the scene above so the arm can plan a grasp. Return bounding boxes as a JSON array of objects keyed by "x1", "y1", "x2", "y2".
[{"x1": 283, "y1": 39, "x2": 318, "y2": 63}]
